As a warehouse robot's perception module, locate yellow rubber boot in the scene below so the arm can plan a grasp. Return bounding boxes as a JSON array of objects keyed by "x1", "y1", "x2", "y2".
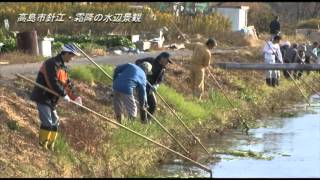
[
  {"x1": 39, "y1": 129, "x2": 51, "y2": 150},
  {"x1": 48, "y1": 131, "x2": 58, "y2": 151}
]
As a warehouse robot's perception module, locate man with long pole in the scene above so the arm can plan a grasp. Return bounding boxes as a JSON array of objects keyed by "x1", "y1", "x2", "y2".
[
  {"x1": 184, "y1": 38, "x2": 217, "y2": 100},
  {"x1": 30, "y1": 43, "x2": 82, "y2": 151},
  {"x1": 135, "y1": 52, "x2": 172, "y2": 120},
  {"x1": 17, "y1": 73, "x2": 213, "y2": 177}
]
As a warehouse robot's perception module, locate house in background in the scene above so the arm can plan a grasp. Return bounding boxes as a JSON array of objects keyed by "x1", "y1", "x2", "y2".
[
  {"x1": 134, "y1": 2, "x2": 250, "y2": 31},
  {"x1": 155, "y1": 2, "x2": 250, "y2": 32},
  {"x1": 156, "y1": 2, "x2": 210, "y2": 15},
  {"x1": 212, "y1": 4, "x2": 250, "y2": 31}
]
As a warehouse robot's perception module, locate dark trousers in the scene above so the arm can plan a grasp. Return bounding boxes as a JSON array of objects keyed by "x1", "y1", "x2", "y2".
[
  {"x1": 305, "y1": 56, "x2": 311, "y2": 75},
  {"x1": 146, "y1": 91, "x2": 157, "y2": 119},
  {"x1": 266, "y1": 78, "x2": 278, "y2": 87}
]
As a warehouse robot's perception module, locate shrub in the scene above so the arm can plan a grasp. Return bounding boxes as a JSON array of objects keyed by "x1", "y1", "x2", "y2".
[
  {"x1": 6, "y1": 120, "x2": 20, "y2": 131},
  {"x1": 0, "y1": 3, "x2": 231, "y2": 42},
  {"x1": 52, "y1": 34, "x2": 135, "y2": 49},
  {"x1": 1, "y1": 36, "x2": 16, "y2": 52},
  {"x1": 248, "y1": 3, "x2": 275, "y2": 33},
  {"x1": 0, "y1": 27, "x2": 17, "y2": 52},
  {"x1": 151, "y1": 11, "x2": 232, "y2": 40},
  {"x1": 52, "y1": 41, "x2": 64, "y2": 54},
  {"x1": 0, "y1": 2, "x2": 133, "y2": 36}
]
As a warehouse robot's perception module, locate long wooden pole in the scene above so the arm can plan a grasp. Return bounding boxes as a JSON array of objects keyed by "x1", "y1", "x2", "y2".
[
  {"x1": 147, "y1": 81, "x2": 211, "y2": 156},
  {"x1": 15, "y1": 73, "x2": 212, "y2": 177},
  {"x1": 215, "y1": 63, "x2": 320, "y2": 71},
  {"x1": 166, "y1": 23, "x2": 225, "y2": 152},
  {"x1": 287, "y1": 72, "x2": 311, "y2": 106},
  {"x1": 299, "y1": 76, "x2": 320, "y2": 96},
  {"x1": 73, "y1": 43, "x2": 190, "y2": 155},
  {"x1": 207, "y1": 67, "x2": 250, "y2": 135}
]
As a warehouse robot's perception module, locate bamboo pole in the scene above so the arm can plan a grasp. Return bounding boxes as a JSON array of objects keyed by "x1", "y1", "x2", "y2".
[
  {"x1": 287, "y1": 72, "x2": 311, "y2": 106},
  {"x1": 15, "y1": 73, "x2": 212, "y2": 177},
  {"x1": 73, "y1": 43, "x2": 190, "y2": 155},
  {"x1": 148, "y1": 81, "x2": 212, "y2": 156},
  {"x1": 215, "y1": 63, "x2": 320, "y2": 71},
  {"x1": 299, "y1": 76, "x2": 320, "y2": 96},
  {"x1": 207, "y1": 67, "x2": 250, "y2": 135}
]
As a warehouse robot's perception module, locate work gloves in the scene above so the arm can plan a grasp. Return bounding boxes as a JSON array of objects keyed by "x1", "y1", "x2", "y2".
[
  {"x1": 150, "y1": 84, "x2": 159, "y2": 92},
  {"x1": 63, "y1": 95, "x2": 82, "y2": 106},
  {"x1": 74, "y1": 96, "x2": 82, "y2": 106},
  {"x1": 141, "y1": 102, "x2": 149, "y2": 110},
  {"x1": 63, "y1": 95, "x2": 71, "y2": 103}
]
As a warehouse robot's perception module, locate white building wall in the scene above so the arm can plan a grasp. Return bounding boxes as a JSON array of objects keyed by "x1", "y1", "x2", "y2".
[
  {"x1": 216, "y1": 7, "x2": 248, "y2": 31},
  {"x1": 216, "y1": 8, "x2": 239, "y2": 31},
  {"x1": 238, "y1": 9, "x2": 247, "y2": 30}
]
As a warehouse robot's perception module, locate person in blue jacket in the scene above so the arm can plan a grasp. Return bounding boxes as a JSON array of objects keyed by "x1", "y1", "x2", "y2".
[{"x1": 112, "y1": 62, "x2": 152, "y2": 124}]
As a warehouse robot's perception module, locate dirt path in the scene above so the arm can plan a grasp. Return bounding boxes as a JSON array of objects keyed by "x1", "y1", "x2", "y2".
[
  {"x1": 0, "y1": 47, "x2": 245, "y2": 79},
  {"x1": 0, "y1": 49, "x2": 193, "y2": 79}
]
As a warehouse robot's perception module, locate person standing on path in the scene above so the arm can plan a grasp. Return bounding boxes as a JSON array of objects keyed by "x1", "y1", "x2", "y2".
[
  {"x1": 269, "y1": 16, "x2": 281, "y2": 41},
  {"x1": 263, "y1": 35, "x2": 283, "y2": 87},
  {"x1": 284, "y1": 43, "x2": 299, "y2": 78},
  {"x1": 280, "y1": 41, "x2": 291, "y2": 78},
  {"x1": 293, "y1": 44, "x2": 306, "y2": 79}
]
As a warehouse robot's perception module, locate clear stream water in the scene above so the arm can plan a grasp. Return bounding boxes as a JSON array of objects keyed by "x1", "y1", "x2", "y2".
[{"x1": 150, "y1": 94, "x2": 320, "y2": 178}]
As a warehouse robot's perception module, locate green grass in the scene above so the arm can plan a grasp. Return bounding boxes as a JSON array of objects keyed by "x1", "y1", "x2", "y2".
[
  {"x1": 158, "y1": 85, "x2": 209, "y2": 122},
  {"x1": 69, "y1": 65, "x2": 114, "y2": 85},
  {"x1": 69, "y1": 66, "x2": 95, "y2": 84},
  {"x1": 204, "y1": 90, "x2": 233, "y2": 110},
  {"x1": 90, "y1": 65, "x2": 114, "y2": 84},
  {"x1": 57, "y1": 64, "x2": 320, "y2": 177}
]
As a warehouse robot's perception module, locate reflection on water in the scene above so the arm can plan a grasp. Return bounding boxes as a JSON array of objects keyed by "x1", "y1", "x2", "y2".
[{"x1": 152, "y1": 95, "x2": 320, "y2": 178}]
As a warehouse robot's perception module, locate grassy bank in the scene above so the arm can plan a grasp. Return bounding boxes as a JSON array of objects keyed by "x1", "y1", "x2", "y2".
[
  {"x1": 65, "y1": 64, "x2": 320, "y2": 177},
  {"x1": 1, "y1": 61, "x2": 319, "y2": 177}
]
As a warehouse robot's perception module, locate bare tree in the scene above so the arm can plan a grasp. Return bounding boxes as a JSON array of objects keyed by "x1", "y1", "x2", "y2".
[{"x1": 269, "y1": 2, "x2": 320, "y2": 24}]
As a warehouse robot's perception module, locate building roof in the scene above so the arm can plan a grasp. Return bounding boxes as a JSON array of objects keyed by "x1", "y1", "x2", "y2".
[{"x1": 209, "y1": 2, "x2": 250, "y2": 9}]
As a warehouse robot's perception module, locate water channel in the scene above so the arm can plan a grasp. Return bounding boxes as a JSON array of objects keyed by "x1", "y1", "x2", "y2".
[{"x1": 149, "y1": 94, "x2": 320, "y2": 178}]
